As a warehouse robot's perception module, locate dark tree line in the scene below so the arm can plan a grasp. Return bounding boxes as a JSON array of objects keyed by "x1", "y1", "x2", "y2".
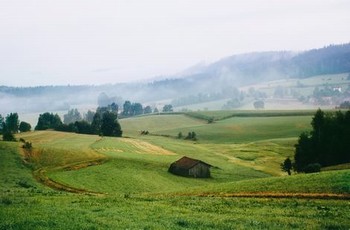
[
  {"x1": 293, "y1": 109, "x2": 350, "y2": 173},
  {"x1": 35, "y1": 104, "x2": 122, "y2": 137}
]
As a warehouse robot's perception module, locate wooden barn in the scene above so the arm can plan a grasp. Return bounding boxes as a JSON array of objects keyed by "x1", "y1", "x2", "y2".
[{"x1": 168, "y1": 156, "x2": 212, "y2": 178}]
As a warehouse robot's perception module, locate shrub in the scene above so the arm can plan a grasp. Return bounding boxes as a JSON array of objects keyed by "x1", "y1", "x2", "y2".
[
  {"x1": 19, "y1": 121, "x2": 31, "y2": 132},
  {"x1": 2, "y1": 131, "x2": 16, "y2": 142},
  {"x1": 22, "y1": 141, "x2": 32, "y2": 150}
]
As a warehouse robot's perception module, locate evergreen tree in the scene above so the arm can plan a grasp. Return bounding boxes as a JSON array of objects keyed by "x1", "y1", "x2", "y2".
[
  {"x1": 100, "y1": 111, "x2": 122, "y2": 137},
  {"x1": 311, "y1": 109, "x2": 325, "y2": 143},
  {"x1": 5, "y1": 113, "x2": 19, "y2": 133},
  {"x1": 91, "y1": 112, "x2": 102, "y2": 134},
  {"x1": 294, "y1": 109, "x2": 350, "y2": 172}
]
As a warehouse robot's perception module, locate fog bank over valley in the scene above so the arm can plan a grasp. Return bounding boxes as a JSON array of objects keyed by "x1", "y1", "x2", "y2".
[{"x1": 1, "y1": 44, "x2": 350, "y2": 127}]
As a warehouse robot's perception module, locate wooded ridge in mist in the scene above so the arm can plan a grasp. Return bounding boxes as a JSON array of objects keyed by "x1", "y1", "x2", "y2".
[{"x1": 1, "y1": 43, "x2": 350, "y2": 113}]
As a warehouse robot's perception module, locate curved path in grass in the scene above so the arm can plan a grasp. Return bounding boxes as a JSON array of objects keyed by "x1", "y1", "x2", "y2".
[{"x1": 32, "y1": 159, "x2": 108, "y2": 195}]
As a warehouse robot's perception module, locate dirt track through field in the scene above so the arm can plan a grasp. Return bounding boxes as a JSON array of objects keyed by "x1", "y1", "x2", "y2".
[{"x1": 33, "y1": 159, "x2": 107, "y2": 195}]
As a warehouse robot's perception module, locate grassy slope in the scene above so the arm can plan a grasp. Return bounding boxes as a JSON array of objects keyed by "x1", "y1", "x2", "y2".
[
  {"x1": 120, "y1": 113, "x2": 312, "y2": 144},
  {"x1": 1, "y1": 111, "x2": 349, "y2": 228},
  {"x1": 46, "y1": 135, "x2": 270, "y2": 194},
  {"x1": 17, "y1": 113, "x2": 313, "y2": 195},
  {"x1": 120, "y1": 114, "x2": 206, "y2": 136},
  {"x1": 187, "y1": 169, "x2": 350, "y2": 196},
  {"x1": 18, "y1": 131, "x2": 106, "y2": 168},
  {"x1": 1, "y1": 141, "x2": 350, "y2": 229}
]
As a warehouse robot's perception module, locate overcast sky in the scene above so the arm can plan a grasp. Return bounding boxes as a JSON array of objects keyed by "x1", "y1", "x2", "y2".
[{"x1": 0, "y1": 0, "x2": 349, "y2": 86}]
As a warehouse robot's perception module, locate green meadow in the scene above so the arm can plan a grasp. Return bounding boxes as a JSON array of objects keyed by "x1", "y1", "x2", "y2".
[{"x1": 1, "y1": 111, "x2": 350, "y2": 229}]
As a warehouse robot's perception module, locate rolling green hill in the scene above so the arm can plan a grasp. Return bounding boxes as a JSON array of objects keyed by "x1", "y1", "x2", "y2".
[
  {"x1": 1, "y1": 111, "x2": 349, "y2": 229},
  {"x1": 121, "y1": 112, "x2": 312, "y2": 144}
]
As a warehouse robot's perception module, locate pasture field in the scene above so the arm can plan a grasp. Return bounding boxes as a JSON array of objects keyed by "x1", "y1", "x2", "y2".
[
  {"x1": 1, "y1": 111, "x2": 350, "y2": 229},
  {"x1": 122, "y1": 113, "x2": 313, "y2": 144}
]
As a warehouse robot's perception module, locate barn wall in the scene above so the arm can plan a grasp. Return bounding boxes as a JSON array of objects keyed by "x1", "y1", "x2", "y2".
[
  {"x1": 169, "y1": 163, "x2": 189, "y2": 177},
  {"x1": 189, "y1": 163, "x2": 210, "y2": 178}
]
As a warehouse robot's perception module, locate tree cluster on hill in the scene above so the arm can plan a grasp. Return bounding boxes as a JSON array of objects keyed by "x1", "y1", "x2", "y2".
[
  {"x1": 293, "y1": 109, "x2": 350, "y2": 173},
  {"x1": 121, "y1": 101, "x2": 156, "y2": 117},
  {"x1": 177, "y1": 131, "x2": 197, "y2": 141},
  {"x1": 337, "y1": 101, "x2": 350, "y2": 109},
  {"x1": 97, "y1": 92, "x2": 123, "y2": 108},
  {"x1": 171, "y1": 87, "x2": 243, "y2": 107},
  {"x1": 1, "y1": 113, "x2": 31, "y2": 141},
  {"x1": 36, "y1": 104, "x2": 122, "y2": 137},
  {"x1": 63, "y1": 108, "x2": 83, "y2": 124},
  {"x1": 222, "y1": 98, "x2": 242, "y2": 110}
]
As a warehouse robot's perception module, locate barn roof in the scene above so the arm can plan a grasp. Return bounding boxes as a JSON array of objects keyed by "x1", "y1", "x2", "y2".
[{"x1": 172, "y1": 156, "x2": 211, "y2": 170}]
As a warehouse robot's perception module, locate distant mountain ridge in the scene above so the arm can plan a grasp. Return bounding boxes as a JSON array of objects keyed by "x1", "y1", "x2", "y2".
[{"x1": 180, "y1": 43, "x2": 350, "y2": 87}]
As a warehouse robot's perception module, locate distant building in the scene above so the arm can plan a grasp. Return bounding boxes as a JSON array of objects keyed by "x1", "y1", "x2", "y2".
[
  {"x1": 333, "y1": 87, "x2": 342, "y2": 93},
  {"x1": 168, "y1": 156, "x2": 212, "y2": 178}
]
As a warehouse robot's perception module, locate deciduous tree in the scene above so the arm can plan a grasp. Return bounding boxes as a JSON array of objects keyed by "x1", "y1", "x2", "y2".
[
  {"x1": 35, "y1": 113, "x2": 62, "y2": 130},
  {"x1": 63, "y1": 109, "x2": 82, "y2": 124},
  {"x1": 19, "y1": 121, "x2": 31, "y2": 132},
  {"x1": 162, "y1": 104, "x2": 173, "y2": 112}
]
